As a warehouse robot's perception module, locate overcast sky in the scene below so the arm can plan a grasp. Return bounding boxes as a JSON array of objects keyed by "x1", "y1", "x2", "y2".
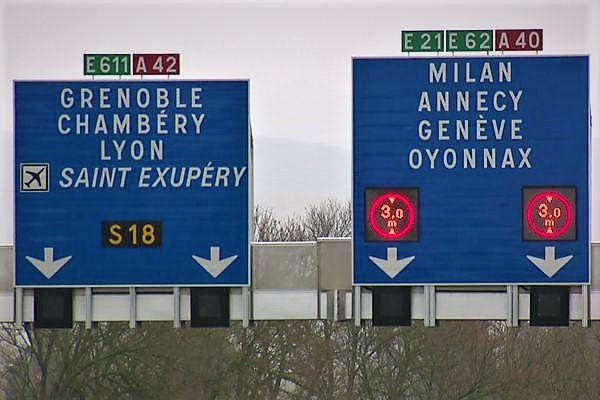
[{"x1": 1, "y1": 0, "x2": 598, "y2": 244}]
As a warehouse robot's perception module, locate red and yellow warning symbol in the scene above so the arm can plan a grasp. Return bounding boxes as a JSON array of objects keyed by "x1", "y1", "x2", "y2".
[
  {"x1": 368, "y1": 192, "x2": 416, "y2": 240},
  {"x1": 525, "y1": 190, "x2": 574, "y2": 240}
]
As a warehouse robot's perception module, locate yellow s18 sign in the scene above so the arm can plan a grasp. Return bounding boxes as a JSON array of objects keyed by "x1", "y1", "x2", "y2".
[{"x1": 102, "y1": 221, "x2": 162, "y2": 247}]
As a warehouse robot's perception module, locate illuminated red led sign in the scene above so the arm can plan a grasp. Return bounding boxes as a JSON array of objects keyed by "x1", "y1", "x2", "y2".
[
  {"x1": 132, "y1": 53, "x2": 180, "y2": 75},
  {"x1": 523, "y1": 187, "x2": 576, "y2": 241},
  {"x1": 495, "y1": 29, "x2": 543, "y2": 51},
  {"x1": 365, "y1": 188, "x2": 418, "y2": 242}
]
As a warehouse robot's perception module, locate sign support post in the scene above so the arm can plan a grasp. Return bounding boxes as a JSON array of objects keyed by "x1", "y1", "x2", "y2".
[
  {"x1": 424, "y1": 285, "x2": 436, "y2": 327},
  {"x1": 129, "y1": 287, "x2": 136, "y2": 329},
  {"x1": 14, "y1": 287, "x2": 23, "y2": 327},
  {"x1": 506, "y1": 285, "x2": 519, "y2": 327},
  {"x1": 85, "y1": 287, "x2": 92, "y2": 329},
  {"x1": 242, "y1": 286, "x2": 250, "y2": 327},
  {"x1": 582, "y1": 284, "x2": 589, "y2": 327},
  {"x1": 173, "y1": 287, "x2": 181, "y2": 328},
  {"x1": 353, "y1": 285, "x2": 361, "y2": 327}
]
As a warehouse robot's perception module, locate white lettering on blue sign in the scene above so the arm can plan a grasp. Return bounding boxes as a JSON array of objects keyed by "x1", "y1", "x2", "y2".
[
  {"x1": 54, "y1": 85, "x2": 246, "y2": 190},
  {"x1": 410, "y1": 61, "x2": 531, "y2": 170}
]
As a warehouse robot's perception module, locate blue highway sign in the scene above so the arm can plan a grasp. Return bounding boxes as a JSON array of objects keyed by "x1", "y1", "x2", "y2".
[
  {"x1": 15, "y1": 81, "x2": 250, "y2": 286},
  {"x1": 353, "y1": 56, "x2": 589, "y2": 284}
]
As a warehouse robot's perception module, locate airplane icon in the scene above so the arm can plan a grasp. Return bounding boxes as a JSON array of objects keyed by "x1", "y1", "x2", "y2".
[
  {"x1": 24, "y1": 167, "x2": 46, "y2": 188},
  {"x1": 20, "y1": 163, "x2": 49, "y2": 192}
]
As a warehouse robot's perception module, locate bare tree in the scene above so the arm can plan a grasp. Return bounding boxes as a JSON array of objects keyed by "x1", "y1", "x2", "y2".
[
  {"x1": 254, "y1": 199, "x2": 350, "y2": 243},
  {"x1": 254, "y1": 206, "x2": 281, "y2": 242},
  {"x1": 0, "y1": 323, "x2": 164, "y2": 400},
  {"x1": 254, "y1": 206, "x2": 308, "y2": 242},
  {"x1": 303, "y1": 199, "x2": 351, "y2": 240}
]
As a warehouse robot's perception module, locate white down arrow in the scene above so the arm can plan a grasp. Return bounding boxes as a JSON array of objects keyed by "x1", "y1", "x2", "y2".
[
  {"x1": 192, "y1": 247, "x2": 238, "y2": 278},
  {"x1": 369, "y1": 248, "x2": 415, "y2": 279},
  {"x1": 526, "y1": 246, "x2": 573, "y2": 278},
  {"x1": 25, "y1": 247, "x2": 72, "y2": 279}
]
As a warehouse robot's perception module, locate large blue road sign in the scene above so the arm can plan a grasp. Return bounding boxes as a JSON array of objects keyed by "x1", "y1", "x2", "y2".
[
  {"x1": 15, "y1": 81, "x2": 250, "y2": 286},
  {"x1": 353, "y1": 56, "x2": 589, "y2": 284}
]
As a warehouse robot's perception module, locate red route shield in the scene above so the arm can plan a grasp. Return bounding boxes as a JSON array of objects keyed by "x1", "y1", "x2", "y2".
[
  {"x1": 132, "y1": 53, "x2": 180, "y2": 75},
  {"x1": 495, "y1": 29, "x2": 543, "y2": 51}
]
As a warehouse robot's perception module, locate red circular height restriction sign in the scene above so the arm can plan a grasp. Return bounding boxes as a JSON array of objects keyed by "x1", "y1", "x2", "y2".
[
  {"x1": 368, "y1": 192, "x2": 415, "y2": 240},
  {"x1": 526, "y1": 191, "x2": 573, "y2": 239}
]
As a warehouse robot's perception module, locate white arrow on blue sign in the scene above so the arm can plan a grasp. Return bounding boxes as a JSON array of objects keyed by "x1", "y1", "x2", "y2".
[
  {"x1": 353, "y1": 56, "x2": 589, "y2": 285},
  {"x1": 15, "y1": 81, "x2": 250, "y2": 286}
]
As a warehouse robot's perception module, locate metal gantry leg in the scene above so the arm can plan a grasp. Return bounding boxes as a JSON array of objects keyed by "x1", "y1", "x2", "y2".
[
  {"x1": 507, "y1": 285, "x2": 519, "y2": 327},
  {"x1": 173, "y1": 287, "x2": 181, "y2": 328},
  {"x1": 582, "y1": 284, "x2": 589, "y2": 327},
  {"x1": 506, "y1": 285, "x2": 513, "y2": 327},
  {"x1": 85, "y1": 287, "x2": 93, "y2": 329},
  {"x1": 424, "y1": 285, "x2": 436, "y2": 327},
  {"x1": 430, "y1": 285, "x2": 436, "y2": 327},
  {"x1": 14, "y1": 287, "x2": 23, "y2": 326},
  {"x1": 354, "y1": 285, "x2": 361, "y2": 327},
  {"x1": 129, "y1": 287, "x2": 136, "y2": 329},
  {"x1": 424, "y1": 286, "x2": 430, "y2": 326},
  {"x1": 512, "y1": 285, "x2": 519, "y2": 327},
  {"x1": 333, "y1": 289, "x2": 339, "y2": 322},
  {"x1": 242, "y1": 286, "x2": 250, "y2": 328}
]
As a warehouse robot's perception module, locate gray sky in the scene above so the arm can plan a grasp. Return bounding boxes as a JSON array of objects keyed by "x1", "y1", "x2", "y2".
[{"x1": 1, "y1": 0, "x2": 598, "y2": 244}]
